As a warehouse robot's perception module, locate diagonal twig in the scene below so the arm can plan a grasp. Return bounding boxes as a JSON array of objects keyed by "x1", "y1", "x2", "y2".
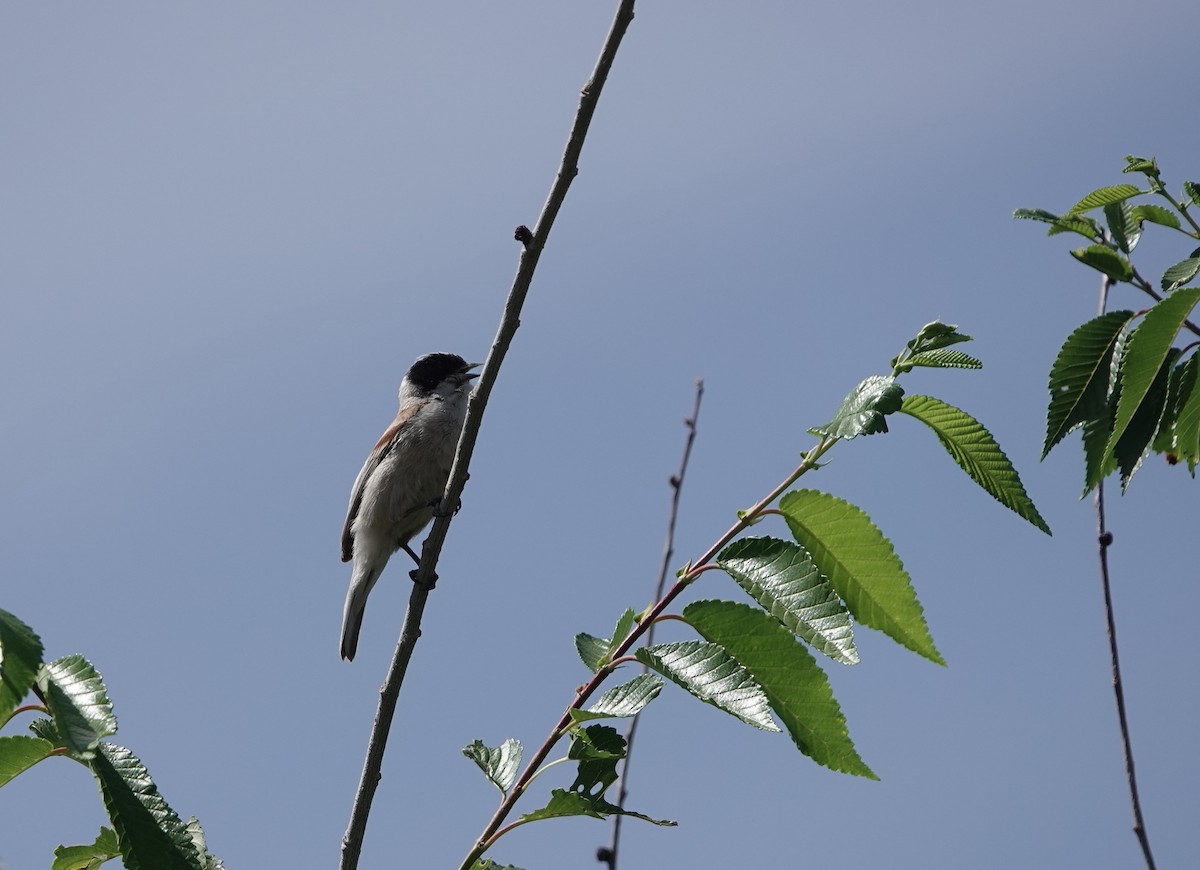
[
  {"x1": 598, "y1": 379, "x2": 704, "y2": 870},
  {"x1": 340, "y1": 2, "x2": 638, "y2": 867}
]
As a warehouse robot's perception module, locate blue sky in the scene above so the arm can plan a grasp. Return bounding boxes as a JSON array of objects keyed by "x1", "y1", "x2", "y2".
[{"x1": 2, "y1": 2, "x2": 1197, "y2": 868}]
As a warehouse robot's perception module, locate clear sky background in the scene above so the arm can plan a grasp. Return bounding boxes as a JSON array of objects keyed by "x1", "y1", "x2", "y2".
[{"x1": 2, "y1": 3, "x2": 1197, "y2": 869}]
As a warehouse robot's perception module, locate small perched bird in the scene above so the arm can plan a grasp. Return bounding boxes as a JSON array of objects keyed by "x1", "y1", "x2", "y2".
[{"x1": 339, "y1": 353, "x2": 480, "y2": 661}]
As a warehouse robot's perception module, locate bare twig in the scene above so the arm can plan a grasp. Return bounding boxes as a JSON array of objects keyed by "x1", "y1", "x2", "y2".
[
  {"x1": 1094, "y1": 272, "x2": 1157, "y2": 870},
  {"x1": 598, "y1": 380, "x2": 704, "y2": 870},
  {"x1": 340, "y1": 1, "x2": 637, "y2": 865}
]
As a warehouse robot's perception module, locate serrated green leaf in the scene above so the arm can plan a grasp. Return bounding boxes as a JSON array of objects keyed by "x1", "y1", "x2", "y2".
[
  {"x1": 463, "y1": 738, "x2": 522, "y2": 793},
  {"x1": 1107, "y1": 288, "x2": 1200, "y2": 462},
  {"x1": 1068, "y1": 183, "x2": 1141, "y2": 214},
  {"x1": 52, "y1": 826, "x2": 122, "y2": 870},
  {"x1": 469, "y1": 860, "x2": 526, "y2": 870},
  {"x1": 570, "y1": 674, "x2": 662, "y2": 722},
  {"x1": 574, "y1": 634, "x2": 609, "y2": 672},
  {"x1": 38, "y1": 655, "x2": 117, "y2": 757},
  {"x1": 609, "y1": 609, "x2": 636, "y2": 659},
  {"x1": 779, "y1": 490, "x2": 942, "y2": 665},
  {"x1": 683, "y1": 599, "x2": 875, "y2": 778},
  {"x1": 519, "y1": 787, "x2": 675, "y2": 827},
  {"x1": 183, "y1": 818, "x2": 225, "y2": 870},
  {"x1": 1184, "y1": 181, "x2": 1200, "y2": 207},
  {"x1": 1114, "y1": 349, "x2": 1178, "y2": 490},
  {"x1": 89, "y1": 742, "x2": 203, "y2": 870},
  {"x1": 636, "y1": 640, "x2": 780, "y2": 731},
  {"x1": 1070, "y1": 244, "x2": 1133, "y2": 282},
  {"x1": 902, "y1": 349, "x2": 983, "y2": 371},
  {"x1": 1013, "y1": 209, "x2": 1101, "y2": 240},
  {"x1": 1172, "y1": 354, "x2": 1200, "y2": 472},
  {"x1": 716, "y1": 537, "x2": 857, "y2": 664},
  {"x1": 899, "y1": 395, "x2": 1051, "y2": 534},
  {"x1": 1129, "y1": 204, "x2": 1181, "y2": 231},
  {"x1": 1012, "y1": 207, "x2": 1060, "y2": 224},
  {"x1": 1043, "y1": 310, "x2": 1135, "y2": 458},
  {"x1": 1104, "y1": 201, "x2": 1141, "y2": 253},
  {"x1": 0, "y1": 734, "x2": 56, "y2": 786},
  {"x1": 1123, "y1": 155, "x2": 1160, "y2": 178},
  {"x1": 0, "y1": 608, "x2": 44, "y2": 722},
  {"x1": 811, "y1": 375, "x2": 904, "y2": 439},
  {"x1": 1151, "y1": 355, "x2": 1194, "y2": 455},
  {"x1": 908, "y1": 320, "x2": 972, "y2": 352},
  {"x1": 1082, "y1": 324, "x2": 1130, "y2": 494},
  {"x1": 1161, "y1": 255, "x2": 1200, "y2": 291}
]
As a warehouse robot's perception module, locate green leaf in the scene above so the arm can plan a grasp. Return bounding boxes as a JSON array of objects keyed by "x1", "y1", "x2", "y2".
[
  {"x1": 1081, "y1": 324, "x2": 1129, "y2": 494},
  {"x1": 1012, "y1": 209, "x2": 1100, "y2": 240},
  {"x1": 89, "y1": 742, "x2": 204, "y2": 870},
  {"x1": 716, "y1": 537, "x2": 857, "y2": 664},
  {"x1": 569, "y1": 674, "x2": 663, "y2": 723},
  {"x1": 1129, "y1": 204, "x2": 1181, "y2": 231},
  {"x1": 811, "y1": 375, "x2": 904, "y2": 439},
  {"x1": 183, "y1": 819, "x2": 225, "y2": 870},
  {"x1": 469, "y1": 860, "x2": 526, "y2": 870},
  {"x1": 0, "y1": 734, "x2": 56, "y2": 786},
  {"x1": 779, "y1": 490, "x2": 942, "y2": 665},
  {"x1": 463, "y1": 738, "x2": 522, "y2": 793},
  {"x1": 1161, "y1": 254, "x2": 1200, "y2": 291},
  {"x1": 574, "y1": 634, "x2": 609, "y2": 672},
  {"x1": 520, "y1": 788, "x2": 675, "y2": 827},
  {"x1": 899, "y1": 395, "x2": 1051, "y2": 535},
  {"x1": 1068, "y1": 183, "x2": 1141, "y2": 214},
  {"x1": 683, "y1": 599, "x2": 875, "y2": 778},
  {"x1": 1171, "y1": 355, "x2": 1200, "y2": 472},
  {"x1": 38, "y1": 655, "x2": 117, "y2": 757},
  {"x1": 1070, "y1": 244, "x2": 1132, "y2": 282},
  {"x1": 1107, "y1": 288, "x2": 1200, "y2": 461},
  {"x1": 1104, "y1": 201, "x2": 1141, "y2": 253},
  {"x1": 899, "y1": 349, "x2": 983, "y2": 372},
  {"x1": 52, "y1": 827, "x2": 122, "y2": 870},
  {"x1": 636, "y1": 640, "x2": 780, "y2": 731},
  {"x1": 1114, "y1": 349, "x2": 1178, "y2": 490},
  {"x1": 1151, "y1": 354, "x2": 1194, "y2": 455},
  {"x1": 1184, "y1": 181, "x2": 1200, "y2": 207},
  {"x1": 0, "y1": 609, "x2": 44, "y2": 723},
  {"x1": 1123, "y1": 155, "x2": 1160, "y2": 179},
  {"x1": 1042, "y1": 310, "x2": 1135, "y2": 458}
]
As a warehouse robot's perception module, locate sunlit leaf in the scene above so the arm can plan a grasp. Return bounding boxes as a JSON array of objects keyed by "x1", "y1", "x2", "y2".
[
  {"x1": 1114, "y1": 349, "x2": 1178, "y2": 490},
  {"x1": 636, "y1": 640, "x2": 779, "y2": 730},
  {"x1": 0, "y1": 734, "x2": 56, "y2": 787},
  {"x1": 1070, "y1": 244, "x2": 1132, "y2": 282},
  {"x1": 1129, "y1": 204, "x2": 1181, "y2": 231},
  {"x1": 463, "y1": 738, "x2": 522, "y2": 793},
  {"x1": 52, "y1": 826, "x2": 121, "y2": 870},
  {"x1": 811, "y1": 375, "x2": 904, "y2": 439},
  {"x1": 569, "y1": 674, "x2": 663, "y2": 722},
  {"x1": 1067, "y1": 183, "x2": 1141, "y2": 214},
  {"x1": 1161, "y1": 253, "x2": 1200, "y2": 292},
  {"x1": 38, "y1": 656, "x2": 117, "y2": 757}
]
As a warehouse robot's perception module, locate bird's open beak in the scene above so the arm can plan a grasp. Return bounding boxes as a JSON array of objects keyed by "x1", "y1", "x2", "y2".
[{"x1": 463, "y1": 362, "x2": 483, "y2": 380}]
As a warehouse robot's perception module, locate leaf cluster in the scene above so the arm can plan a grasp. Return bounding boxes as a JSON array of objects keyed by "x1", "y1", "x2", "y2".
[
  {"x1": 1017, "y1": 156, "x2": 1200, "y2": 488},
  {"x1": 0, "y1": 608, "x2": 222, "y2": 870}
]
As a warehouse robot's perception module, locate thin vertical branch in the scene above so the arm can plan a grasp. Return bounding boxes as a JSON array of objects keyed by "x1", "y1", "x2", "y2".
[
  {"x1": 1094, "y1": 271, "x2": 1156, "y2": 870},
  {"x1": 598, "y1": 380, "x2": 704, "y2": 870},
  {"x1": 341, "y1": 2, "x2": 637, "y2": 867}
]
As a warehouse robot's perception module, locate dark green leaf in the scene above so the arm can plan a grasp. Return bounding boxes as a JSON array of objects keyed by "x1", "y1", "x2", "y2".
[
  {"x1": 1013, "y1": 209, "x2": 1100, "y2": 240},
  {"x1": 0, "y1": 734, "x2": 56, "y2": 786},
  {"x1": 463, "y1": 738, "x2": 522, "y2": 793},
  {"x1": 52, "y1": 827, "x2": 122, "y2": 870},
  {"x1": 684, "y1": 599, "x2": 875, "y2": 778},
  {"x1": 469, "y1": 860, "x2": 526, "y2": 870},
  {"x1": 570, "y1": 674, "x2": 663, "y2": 723},
  {"x1": 1104, "y1": 201, "x2": 1141, "y2": 253},
  {"x1": 1082, "y1": 325, "x2": 1129, "y2": 494},
  {"x1": 1114, "y1": 349, "x2": 1178, "y2": 490},
  {"x1": 1171, "y1": 354, "x2": 1200, "y2": 472},
  {"x1": 1123, "y1": 155, "x2": 1160, "y2": 179},
  {"x1": 716, "y1": 537, "x2": 857, "y2": 664},
  {"x1": 0, "y1": 609, "x2": 44, "y2": 722},
  {"x1": 1161, "y1": 254, "x2": 1200, "y2": 291},
  {"x1": 1068, "y1": 183, "x2": 1141, "y2": 214},
  {"x1": 183, "y1": 819, "x2": 224, "y2": 870},
  {"x1": 38, "y1": 655, "x2": 117, "y2": 757},
  {"x1": 608, "y1": 609, "x2": 636, "y2": 659},
  {"x1": 900, "y1": 349, "x2": 983, "y2": 372},
  {"x1": 89, "y1": 742, "x2": 203, "y2": 870},
  {"x1": 519, "y1": 788, "x2": 675, "y2": 827},
  {"x1": 1151, "y1": 355, "x2": 1194, "y2": 455},
  {"x1": 1129, "y1": 204, "x2": 1181, "y2": 231},
  {"x1": 1184, "y1": 181, "x2": 1200, "y2": 207},
  {"x1": 900, "y1": 395, "x2": 1050, "y2": 534},
  {"x1": 1107, "y1": 288, "x2": 1200, "y2": 461},
  {"x1": 1070, "y1": 244, "x2": 1132, "y2": 282},
  {"x1": 1043, "y1": 310, "x2": 1135, "y2": 458},
  {"x1": 636, "y1": 640, "x2": 779, "y2": 730},
  {"x1": 779, "y1": 490, "x2": 943, "y2": 665},
  {"x1": 574, "y1": 634, "x2": 609, "y2": 672},
  {"x1": 811, "y1": 375, "x2": 904, "y2": 439}
]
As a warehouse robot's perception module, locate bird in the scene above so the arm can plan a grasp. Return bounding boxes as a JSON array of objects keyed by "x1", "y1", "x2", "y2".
[{"x1": 339, "y1": 352, "x2": 481, "y2": 661}]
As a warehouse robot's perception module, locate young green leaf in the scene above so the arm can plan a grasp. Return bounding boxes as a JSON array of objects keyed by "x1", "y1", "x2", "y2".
[
  {"x1": 635, "y1": 640, "x2": 780, "y2": 731},
  {"x1": 899, "y1": 348, "x2": 983, "y2": 372},
  {"x1": 1067, "y1": 183, "x2": 1141, "y2": 214},
  {"x1": 1113, "y1": 349, "x2": 1178, "y2": 490},
  {"x1": 1107, "y1": 288, "x2": 1200, "y2": 461},
  {"x1": 574, "y1": 634, "x2": 610, "y2": 672},
  {"x1": 519, "y1": 788, "x2": 675, "y2": 827},
  {"x1": 37, "y1": 655, "x2": 117, "y2": 757},
  {"x1": 1171, "y1": 355, "x2": 1200, "y2": 472},
  {"x1": 1129, "y1": 204, "x2": 1181, "y2": 231},
  {"x1": 570, "y1": 674, "x2": 663, "y2": 723},
  {"x1": 89, "y1": 742, "x2": 205, "y2": 870},
  {"x1": 811, "y1": 375, "x2": 904, "y2": 439},
  {"x1": 183, "y1": 818, "x2": 225, "y2": 870},
  {"x1": 683, "y1": 599, "x2": 875, "y2": 778},
  {"x1": 1161, "y1": 252, "x2": 1200, "y2": 291},
  {"x1": 899, "y1": 395, "x2": 1051, "y2": 534},
  {"x1": 463, "y1": 738, "x2": 522, "y2": 793},
  {"x1": 468, "y1": 860, "x2": 526, "y2": 870},
  {"x1": 0, "y1": 734, "x2": 56, "y2": 787},
  {"x1": 1043, "y1": 310, "x2": 1135, "y2": 458},
  {"x1": 1012, "y1": 209, "x2": 1100, "y2": 241},
  {"x1": 1070, "y1": 244, "x2": 1133, "y2": 282},
  {"x1": 1151, "y1": 354, "x2": 1195, "y2": 455},
  {"x1": 1104, "y1": 201, "x2": 1141, "y2": 253},
  {"x1": 716, "y1": 537, "x2": 858, "y2": 664},
  {"x1": 52, "y1": 826, "x2": 122, "y2": 870},
  {"x1": 0, "y1": 609, "x2": 44, "y2": 723},
  {"x1": 1184, "y1": 181, "x2": 1200, "y2": 207},
  {"x1": 1123, "y1": 155, "x2": 1160, "y2": 179},
  {"x1": 1081, "y1": 326, "x2": 1129, "y2": 494},
  {"x1": 779, "y1": 490, "x2": 943, "y2": 665}
]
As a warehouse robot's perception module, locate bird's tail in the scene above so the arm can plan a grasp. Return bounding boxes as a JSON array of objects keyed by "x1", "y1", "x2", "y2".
[{"x1": 340, "y1": 557, "x2": 387, "y2": 661}]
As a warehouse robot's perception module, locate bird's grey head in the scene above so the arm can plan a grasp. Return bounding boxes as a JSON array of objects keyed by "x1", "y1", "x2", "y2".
[{"x1": 401, "y1": 352, "x2": 480, "y2": 400}]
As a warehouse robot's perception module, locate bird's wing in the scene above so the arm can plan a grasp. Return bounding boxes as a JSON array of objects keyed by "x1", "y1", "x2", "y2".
[{"x1": 340, "y1": 402, "x2": 424, "y2": 562}]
